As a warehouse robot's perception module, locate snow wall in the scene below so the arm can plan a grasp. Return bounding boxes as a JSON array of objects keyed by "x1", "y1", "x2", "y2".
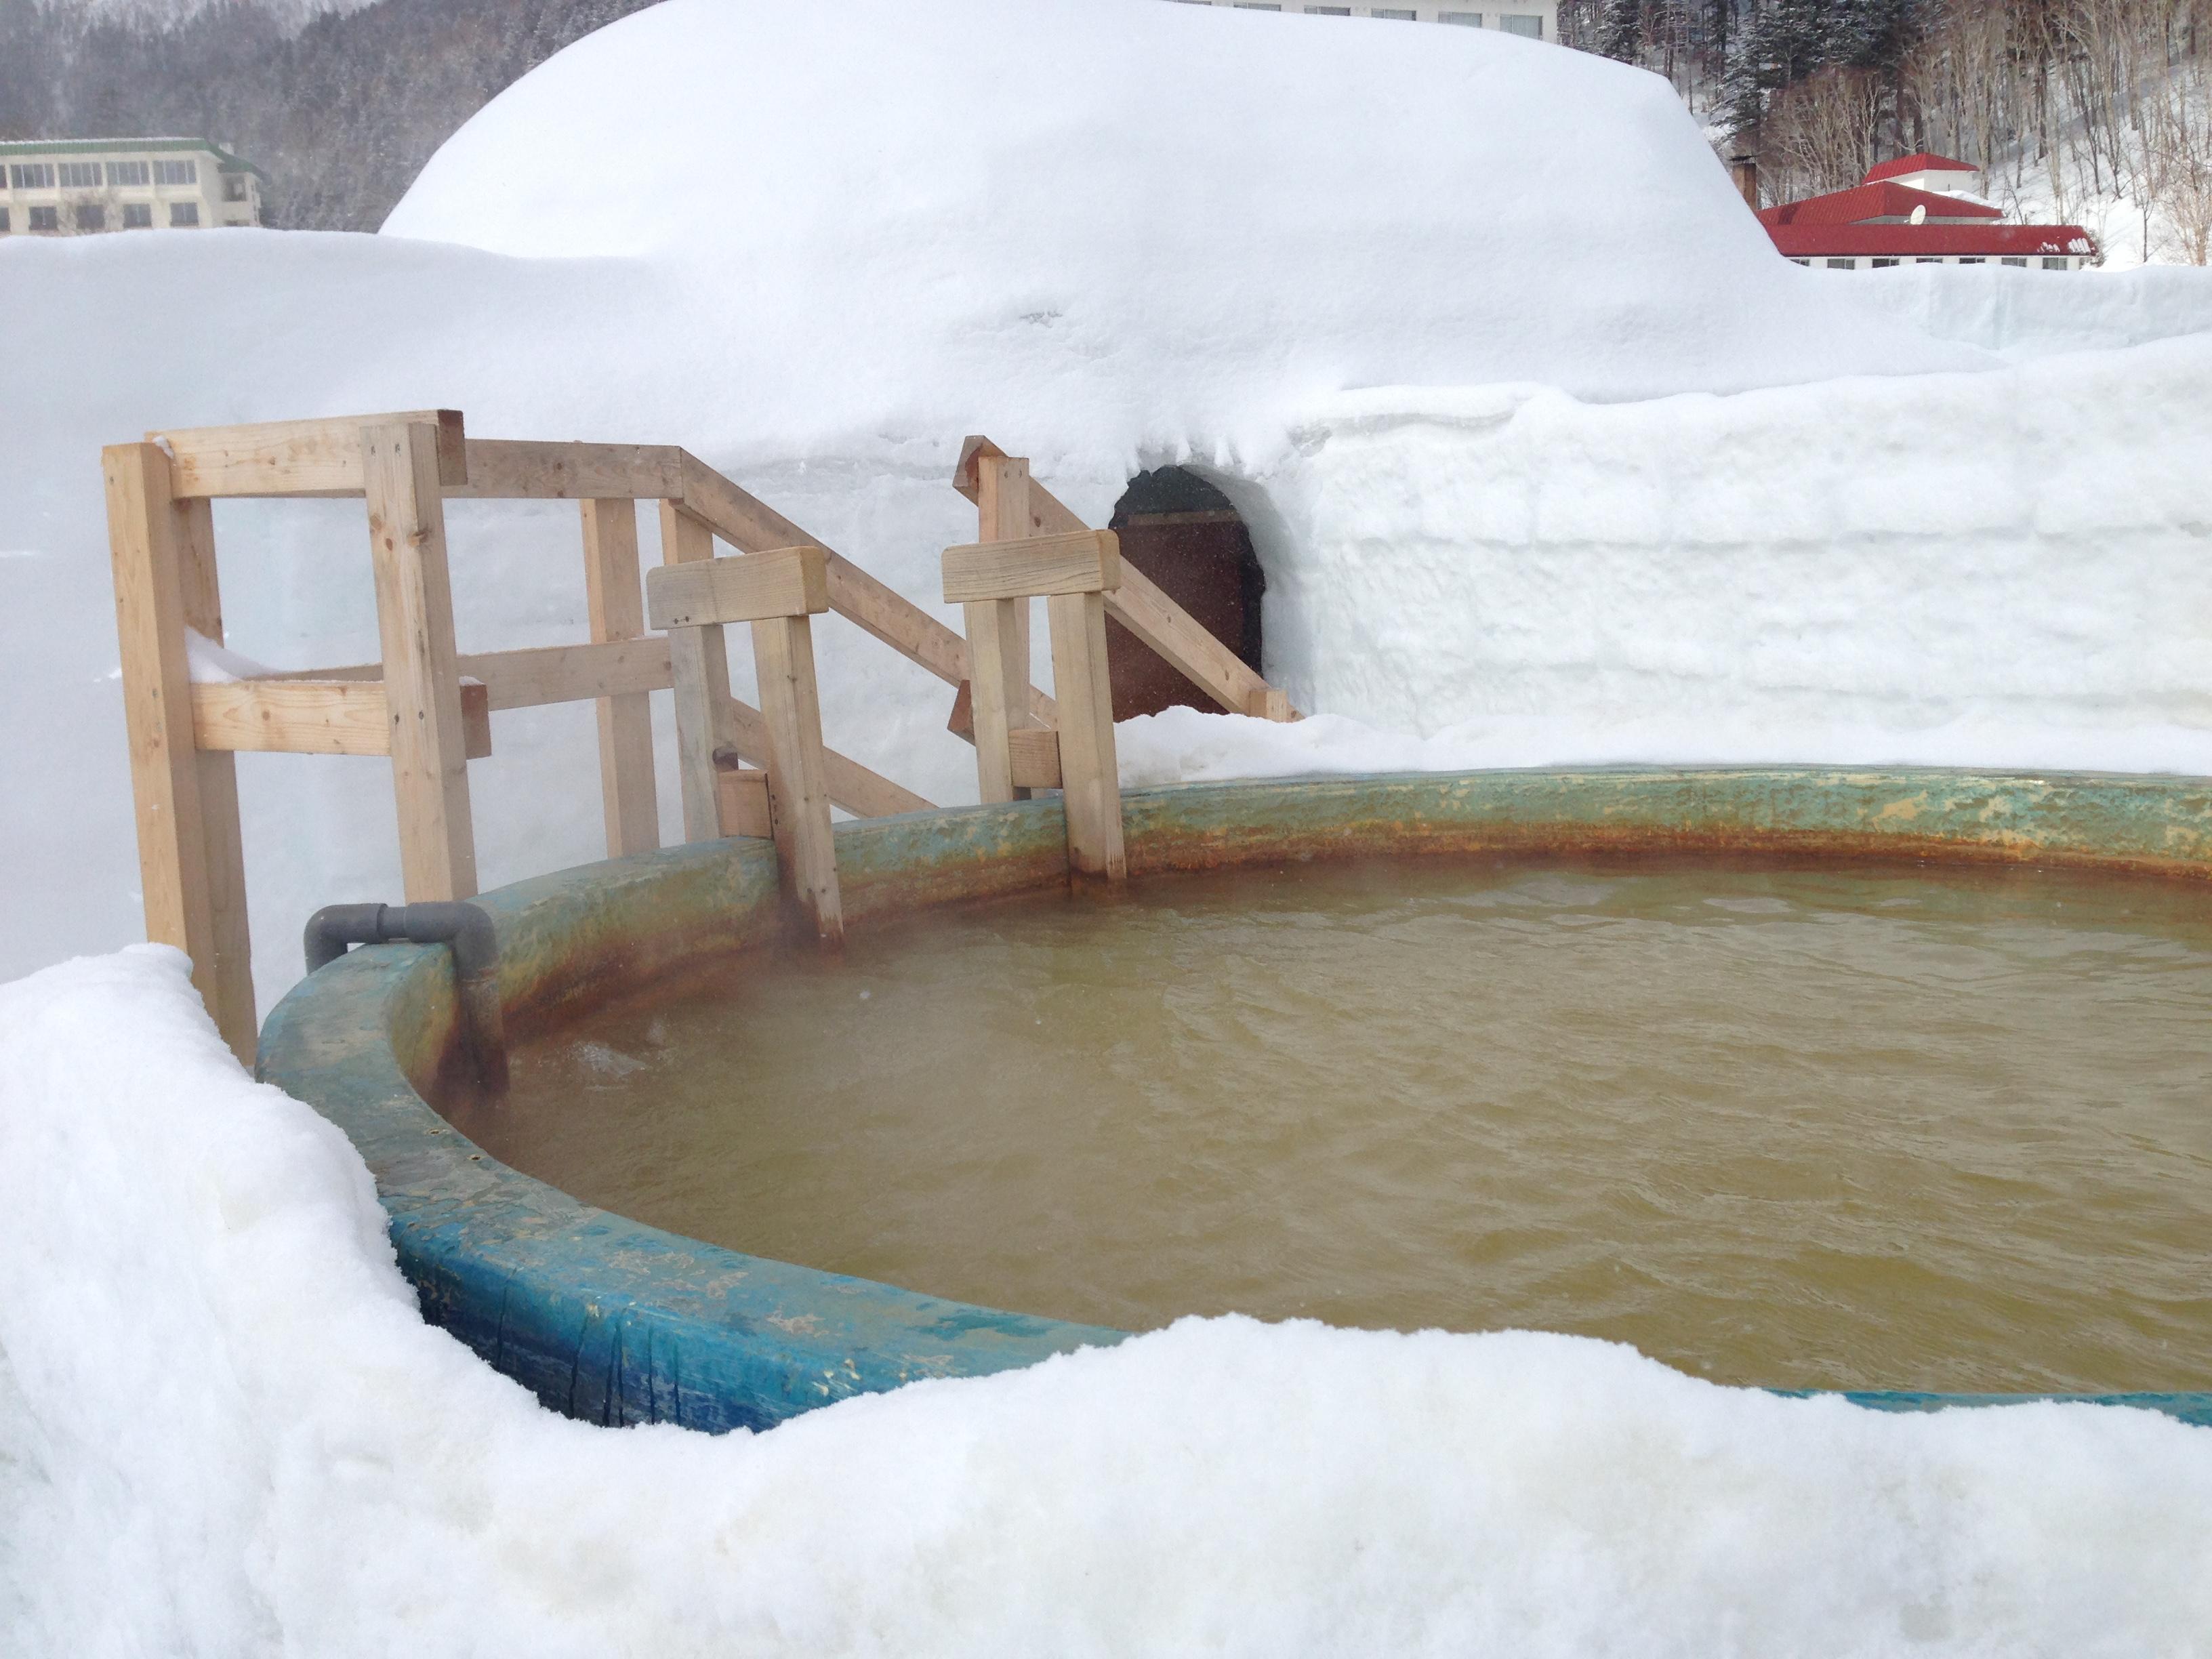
[{"x1": 2, "y1": 0, "x2": 2211, "y2": 1017}]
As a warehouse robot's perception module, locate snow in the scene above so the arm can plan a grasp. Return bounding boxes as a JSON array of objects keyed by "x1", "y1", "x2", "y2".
[
  {"x1": 5, "y1": 1, "x2": 2212, "y2": 1642},
  {"x1": 5, "y1": 946, "x2": 2211, "y2": 1656}
]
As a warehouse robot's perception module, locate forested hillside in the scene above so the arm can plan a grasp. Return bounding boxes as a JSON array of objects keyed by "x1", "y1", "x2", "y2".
[{"x1": 1561, "y1": 0, "x2": 2211, "y2": 262}]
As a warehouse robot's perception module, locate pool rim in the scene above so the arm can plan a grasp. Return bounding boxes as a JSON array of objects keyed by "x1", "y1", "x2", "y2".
[{"x1": 257, "y1": 764, "x2": 2212, "y2": 1433}]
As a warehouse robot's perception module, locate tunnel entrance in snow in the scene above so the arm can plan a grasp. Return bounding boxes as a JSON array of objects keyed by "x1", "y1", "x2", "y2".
[{"x1": 1105, "y1": 468, "x2": 1265, "y2": 721}]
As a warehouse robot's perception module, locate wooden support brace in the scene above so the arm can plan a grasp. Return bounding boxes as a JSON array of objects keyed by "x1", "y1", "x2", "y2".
[
  {"x1": 104, "y1": 442, "x2": 258, "y2": 1061},
  {"x1": 192, "y1": 678, "x2": 492, "y2": 757},
  {"x1": 363, "y1": 420, "x2": 478, "y2": 901},
  {"x1": 152, "y1": 409, "x2": 468, "y2": 498},
  {"x1": 750, "y1": 612, "x2": 844, "y2": 943},
  {"x1": 581, "y1": 499, "x2": 659, "y2": 859},
  {"x1": 714, "y1": 761, "x2": 774, "y2": 840},
  {"x1": 657, "y1": 504, "x2": 736, "y2": 845},
  {"x1": 1046, "y1": 588, "x2": 1126, "y2": 880}
]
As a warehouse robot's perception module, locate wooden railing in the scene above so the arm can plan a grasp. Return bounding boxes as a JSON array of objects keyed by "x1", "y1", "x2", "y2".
[{"x1": 105, "y1": 410, "x2": 1298, "y2": 1064}]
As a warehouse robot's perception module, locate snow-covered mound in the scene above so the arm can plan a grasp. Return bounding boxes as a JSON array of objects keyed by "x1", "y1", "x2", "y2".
[
  {"x1": 385, "y1": 0, "x2": 1982, "y2": 427},
  {"x1": 6, "y1": 947, "x2": 2211, "y2": 1656},
  {"x1": 1854, "y1": 262, "x2": 2212, "y2": 359}
]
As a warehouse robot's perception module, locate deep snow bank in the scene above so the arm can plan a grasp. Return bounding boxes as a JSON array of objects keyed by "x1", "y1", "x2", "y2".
[
  {"x1": 4, "y1": 947, "x2": 2211, "y2": 1656},
  {"x1": 1853, "y1": 263, "x2": 2212, "y2": 358},
  {"x1": 385, "y1": 0, "x2": 1982, "y2": 418}
]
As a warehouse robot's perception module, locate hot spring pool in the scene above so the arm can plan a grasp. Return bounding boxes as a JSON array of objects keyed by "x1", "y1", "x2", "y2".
[
  {"x1": 258, "y1": 768, "x2": 2212, "y2": 1431},
  {"x1": 447, "y1": 859, "x2": 2212, "y2": 1397}
]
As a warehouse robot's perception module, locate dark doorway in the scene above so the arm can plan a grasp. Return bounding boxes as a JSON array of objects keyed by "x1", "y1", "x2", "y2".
[{"x1": 1105, "y1": 468, "x2": 1265, "y2": 721}]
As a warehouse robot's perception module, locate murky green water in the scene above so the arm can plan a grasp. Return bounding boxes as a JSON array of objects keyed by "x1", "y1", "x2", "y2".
[{"x1": 448, "y1": 859, "x2": 2212, "y2": 1393}]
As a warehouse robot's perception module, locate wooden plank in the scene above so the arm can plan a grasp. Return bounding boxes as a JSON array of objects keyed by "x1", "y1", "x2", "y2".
[
  {"x1": 1248, "y1": 684, "x2": 1293, "y2": 722},
  {"x1": 173, "y1": 494, "x2": 258, "y2": 1064},
  {"x1": 363, "y1": 420, "x2": 478, "y2": 901},
  {"x1": 714, "y1": 763, "x2": 774, "y2": 839},
  {"x1": 154, "y1": 410, "x2": 466, "y2": 498},
  {"x1": 581, "y1": 499, "x2": 660, "y2": 858},
  {"x1": 943, "y1": 529, "x2": 1122, "y2": 605},
  {"x1": 672, "y1": 450, "x2": 1054, "y2": 724},
  {"x1": 718, "y1": 700, "x2": 934, "y2": 820},
  {"x1": 259, "y1": 640, "x2": 674, "y2": 712},
  {"x1": 975, "y1": 456, "x2": 1037, "y2": 703},
  {"x1": 659, "y1": 501, "x2": 735, "y2": 843},
  {"x1": 964, "y1": 598, "x2": 1027, "y2": 804},
  {"x1": 1046, "y1": 589, "x2": 1126, "y2": 880},
  {"x1": 646, "y1": 546, "x2": 830, "y2": 630},
  {"x1": 104, "y1": 443, "x2": 222, "y2": 1041},
  {"x1": 750, "y1": 613, "x2": 843, "y2": 942},
  {"x1": 453, "y1": 441, "x2": 682, "y2": 501},
  {"x1": 192, "y1": 678, "x2": 492, "y2": 758},
  {"x1": 1008, "y1": 727, "x2": 1061, "y2": 790}
]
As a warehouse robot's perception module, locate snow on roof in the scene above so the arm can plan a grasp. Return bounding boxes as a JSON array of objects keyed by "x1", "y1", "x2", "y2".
[
  {"x1": 1759, "y1": 183, "x2": 2005, "y2": 228},
  {"x1": 1862, "y1": 153, "x2": 1980, "y2": 184},
  {"x1": 1766, "y1": 224, "x2": 2098, "y2": 260},
  {"x1": 382, "y1": 0, "x2": 1976, "y2": 459}
]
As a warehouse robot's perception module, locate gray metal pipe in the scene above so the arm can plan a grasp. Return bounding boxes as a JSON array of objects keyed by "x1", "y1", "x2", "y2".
[{"x1": 304, "y1": 901, "x2": 507, "y2": 1092}]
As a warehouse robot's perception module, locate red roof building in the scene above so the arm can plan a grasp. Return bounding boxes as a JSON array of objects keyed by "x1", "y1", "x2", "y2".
[{"x1": 1755, "y1": 155, "x2": 2097, "y2": 272}]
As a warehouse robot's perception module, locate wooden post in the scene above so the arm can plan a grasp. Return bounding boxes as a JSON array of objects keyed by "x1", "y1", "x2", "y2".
[
  {"x1": 105, "y1": 442, "x2": 258, "y2": 1060},
  {"x1": 363, "y1": 421, "x2": 478, "y2": 901},
  {"x1": 752, "y1": 611, "x2": 844, "y2": 943},
  {"x1": 657, "y1": 501, "x2": 735, "y2": 843},
  {"x1": 1047, "y1": 586, "x2": 1126, "y2": 881},
  {"x1": 580, "y1": 498, "x2": 659, "y2": 857},
  {"x1": 968, "y1": 455, "x2": 1036, "y2": 803},
  {"x1": 174, "y1": 495, "x2": 257, "y2": 1062}
]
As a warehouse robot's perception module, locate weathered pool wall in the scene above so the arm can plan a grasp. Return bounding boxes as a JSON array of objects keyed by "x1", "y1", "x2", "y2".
[{"x1": 258, "y1": 767, "x2": 2212, "y2": 1431}]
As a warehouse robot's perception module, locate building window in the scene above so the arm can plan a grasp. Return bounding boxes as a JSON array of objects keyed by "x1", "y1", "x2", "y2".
[
  {"x1": 1497, "y1": 12, "x2": 1542, "y2": 34},
  {"x1": 1440, "y1": 9, "x2": 1482, "y2": 20},
  {"x1": 1958, "y1": 256, "x2": 1985, "y2": 264},
  {"x1": 0, "y1": 207, "x2": 8, "y2": 233},
  {"x1": 107, "y1": 160, "x2": 150, "y2": 187},
  {"x1": 1233, "y1": 3, "x2": 1281, "y2": 7},
  {"x1": 1916, "y1": 256, "x2": 1943, "y2": 264},
  {"x1": 154, "y1": 158, "x2": 198, "y2": 186},
  {"x1": 1307, "y1": 4, "x2": 1351, "y2": 9},
  {"x1": 169, "y1": 201, "x2": 201, "y2": 227},
  {"x1": 1371, "y1": 7, "x2": 1416, "y2": 16},
  {"x1": 1824, "y1": 257, "x2": 1855, "y2": 269},
  {"x1": 2042, "y1": 256, "x2": 2068, "y2": 270},
  {"x1": 1871, "y1": 257, "x2": 1900, "y2": 268},
  {"x1": 121, "y1": 202, "x2": 152, "y2": 228},
  {"x1": 222, "y1": 174, "x2": 249, "y2": 203},
  {"x1": 1788, "y1": 256, "x2": 1809, "y2": 265},
  {"x1": 28, "y1": 205, "x2": 58, "y2": 231},
  {"x1": 9, "y1": 163, "x2": 55, "y2": 190},
  {"x1": 57, "y1": 161, "x2": 102, "y2": 189},
  {"x1": 73, "y1": 202, "x2": 105, "y2": 230}
]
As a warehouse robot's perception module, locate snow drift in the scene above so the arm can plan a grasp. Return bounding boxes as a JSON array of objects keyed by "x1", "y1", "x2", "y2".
[{"x1": 4, "y1": 947, "x2": 2211, "y2": 1656}]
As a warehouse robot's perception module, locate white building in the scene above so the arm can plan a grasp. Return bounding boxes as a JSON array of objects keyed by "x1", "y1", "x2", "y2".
[
  {"x1": 1168, "y1": 0, "x2": 1557, "y2": 41},
  {"x1": 0, "y1": 138, "x2": 267, "y2": 237}
]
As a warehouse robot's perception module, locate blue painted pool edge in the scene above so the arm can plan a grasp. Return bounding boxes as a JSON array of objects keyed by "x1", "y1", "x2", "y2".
[{"x1": 260, "y1": 767, "x2": 2212, "y2": 1433}]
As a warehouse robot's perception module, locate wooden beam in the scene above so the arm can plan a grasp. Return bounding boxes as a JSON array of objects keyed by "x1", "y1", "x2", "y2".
[
  {"x1": 104, "y1": 442, "x2": 222, "y2": 1046},
  {"x1": 259, "y1": 640, "x2": 674, "y2": 712},
  {"x1": 670, "y1": 450, "x2": 1054, "y2": 724},
  {"x1": 581, "y1": 499, "x2": 660, "y2": 859},
  {"x1": 192, "y1": 679, "x2": 491, "y2": 758},
  {"x1": 152, "y1": 410, "x2": 467, "y2": 498},
  {"x1": 363, "y1": 421, "x2": 478, "y2": 901},
  {"x1": 943, "y1": 529, "x2": 1122, "y2": 604},
  {"x1": 1008, "y1": 727, "x2": 1061, "y2": 790},
  {"x1": 173, "y1": 495, "x2": 257, "y2": 1063},
  {"x1": 645, "y1": 546, "x2": 830, "y2": 630},
  {"x1": 717, "y1": 703, "x2": 933, "y2": 820},
  {"x1": 1046, "y1": 588, "x2": 1126, "y2": 880},
  {"x1": 750, "y1": 612, "x2": 843, "y2": 943},
  {"x1": 714, "y1": 762, "x2": 774, "y2": 840},
  {"x1": 659, "y1": 501, "x2": 735, "y2": 844},
  {"x1": 453, "y1": 441, "x2": 683, "y2": 501},
  {"x1": 961, "y1": 456, "x2": 1036, "y2": 805}
]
